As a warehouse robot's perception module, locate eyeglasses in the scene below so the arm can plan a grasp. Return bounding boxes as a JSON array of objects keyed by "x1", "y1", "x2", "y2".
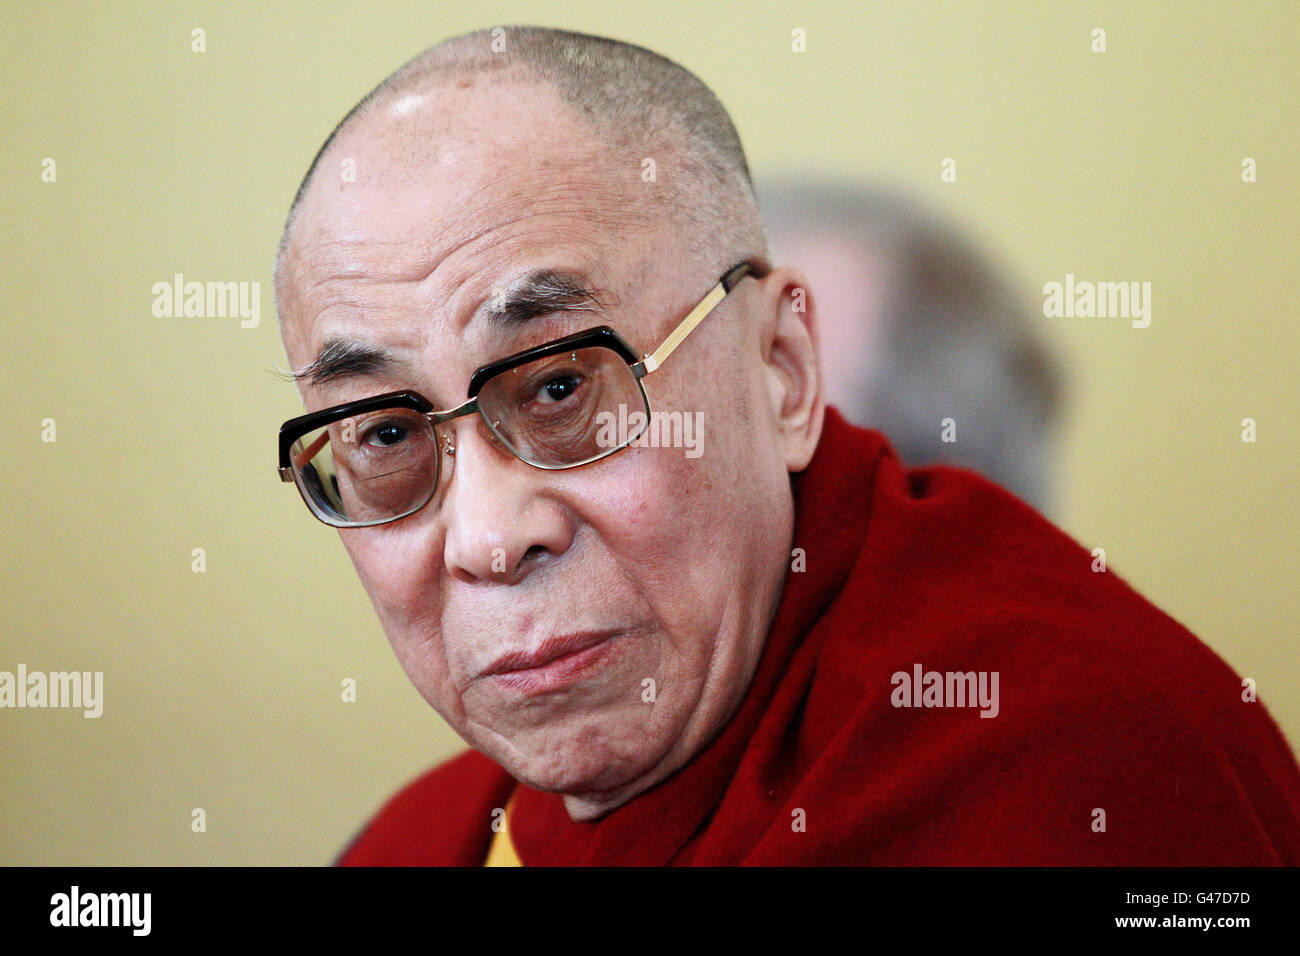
[{"x1": 277, "y1": 259, "x2": 767, "y2": 527}]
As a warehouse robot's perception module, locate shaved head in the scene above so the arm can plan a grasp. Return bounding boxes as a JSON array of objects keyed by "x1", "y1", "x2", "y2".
[{"x1": 274, "y1": 25, "x2": 767, "y2": 321}]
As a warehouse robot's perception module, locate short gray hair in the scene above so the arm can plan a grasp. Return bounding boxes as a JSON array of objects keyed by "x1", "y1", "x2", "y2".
[{"x1": 275, "y1": 25, "x2": 768, "y2": 303}]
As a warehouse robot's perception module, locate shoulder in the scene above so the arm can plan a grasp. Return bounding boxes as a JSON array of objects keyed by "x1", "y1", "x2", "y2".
[
  {"x1": 867, "y1": 450, "x2": 1295, "y2": 769},
  {"x1": 335, "y1": 748, "x2": 515, "y2": 866},
  {"x1": 806, "y1": 437, "x2": 1300, "y2": 862},
  {"x1": 855, "y1": 445, "x2": 1205, "y2": 656}
]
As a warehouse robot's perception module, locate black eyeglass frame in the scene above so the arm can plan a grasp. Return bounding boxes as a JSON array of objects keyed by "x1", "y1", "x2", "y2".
[{"x1": 277, "y1": 259, "x2": 767, "y2": 526}]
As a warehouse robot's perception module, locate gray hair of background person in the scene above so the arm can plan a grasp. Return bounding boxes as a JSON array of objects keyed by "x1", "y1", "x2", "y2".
[{"x1": 758, "y1": 176, "x2": 1066, "y2": 514}]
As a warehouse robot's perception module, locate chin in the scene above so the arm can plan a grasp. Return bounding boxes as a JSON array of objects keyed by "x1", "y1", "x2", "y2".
[{"x1": 475, "y1": 715, "x2": 671, "y2": 799}]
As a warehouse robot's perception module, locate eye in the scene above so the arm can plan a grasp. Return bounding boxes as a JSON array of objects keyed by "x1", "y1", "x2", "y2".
[
  {"x1": 536, "y1": 374, "x2": 582, "y2": 404},
  {"x1": 363, "y1": 422, "x2": 409, "y2": 447}
]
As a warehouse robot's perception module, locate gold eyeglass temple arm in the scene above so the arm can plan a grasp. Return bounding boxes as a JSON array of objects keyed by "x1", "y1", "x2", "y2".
[{"x1": 637, "y1": 282, "x2": 727, "y2": 376}]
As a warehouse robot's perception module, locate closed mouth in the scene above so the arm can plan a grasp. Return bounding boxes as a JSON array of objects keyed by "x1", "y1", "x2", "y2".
[{"x1": 480, "y1": 630, "x2": 622, "y2": 680}]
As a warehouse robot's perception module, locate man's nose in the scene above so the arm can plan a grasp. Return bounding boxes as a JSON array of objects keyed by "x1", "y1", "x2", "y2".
[{"x1": 439, "y1": 417, "x2": 576, "y2": 584}]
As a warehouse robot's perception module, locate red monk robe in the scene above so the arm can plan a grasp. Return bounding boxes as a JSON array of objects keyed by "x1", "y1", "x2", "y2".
[{"x1": 337, "y1": 408, "x2": 1300, "y2": 865}]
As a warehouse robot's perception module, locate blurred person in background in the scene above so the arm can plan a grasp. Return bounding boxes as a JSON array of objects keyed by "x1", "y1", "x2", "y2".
[{"x1": 760, "y1": 177, "x2": 1064, "y2": 514}]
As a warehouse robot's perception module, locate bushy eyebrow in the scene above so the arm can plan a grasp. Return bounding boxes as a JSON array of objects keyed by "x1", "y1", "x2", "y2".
[
  {"x1": 483, "y1": 268, "x2": 609, "y2": 327},
  {"x1": 292, "y1": 339, "x2": 399, "y2": 386}
]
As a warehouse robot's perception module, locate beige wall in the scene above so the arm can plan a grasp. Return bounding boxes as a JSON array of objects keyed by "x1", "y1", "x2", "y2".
[{"x1": 1, "y1": 1, "x2": 1295, "y2": 864}]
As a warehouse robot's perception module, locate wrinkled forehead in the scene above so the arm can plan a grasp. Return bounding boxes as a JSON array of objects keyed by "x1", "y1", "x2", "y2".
[{"x1": 277, "y1": 78, "x2": 660, "y2": 370}]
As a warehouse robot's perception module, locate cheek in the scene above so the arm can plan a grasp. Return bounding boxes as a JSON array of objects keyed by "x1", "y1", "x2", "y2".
[
  {"x1": 340, "y1": 527, "x2": 438, "y2": 622},
  {"x1": 337, "y1": 526, "x2": 462, "y2": 705},
  {"x1": 580, "y1": 446, "x2": 705, "y2": 572},
  {"x1": 570, "y1": 441, "x2": 752, "y2": 653},
  {"x1": 585, "y1": 356, "x2": 782, "y2": 574}
]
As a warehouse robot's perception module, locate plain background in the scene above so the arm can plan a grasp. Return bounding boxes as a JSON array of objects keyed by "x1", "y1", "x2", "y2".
[{"x1": 1, "y1": 1, "x2": 1295, "y2": 864}]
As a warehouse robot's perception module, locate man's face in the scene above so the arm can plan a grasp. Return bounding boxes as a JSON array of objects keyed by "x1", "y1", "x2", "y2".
[{"x1": 277, "y1": 78, "x2": 800, "y2": 819}]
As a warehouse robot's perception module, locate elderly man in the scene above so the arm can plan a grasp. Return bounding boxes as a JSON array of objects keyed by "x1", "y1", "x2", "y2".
[{"x1": 273, "y1": 26, "x2": 1300, "y2": 865}]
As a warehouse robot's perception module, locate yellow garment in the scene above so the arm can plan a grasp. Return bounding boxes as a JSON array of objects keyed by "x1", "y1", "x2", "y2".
[{"x1": 484, "y1": 796, "x2": 522, "y2": 867}]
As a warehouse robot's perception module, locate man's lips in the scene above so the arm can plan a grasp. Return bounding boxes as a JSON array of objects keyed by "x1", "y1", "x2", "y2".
[
  {"x1": 478, "y1": 630, "x2": 625, "y2": 694},
  {"x1": 481, "y1": 630, "x2": 621, "y2": 678}
]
